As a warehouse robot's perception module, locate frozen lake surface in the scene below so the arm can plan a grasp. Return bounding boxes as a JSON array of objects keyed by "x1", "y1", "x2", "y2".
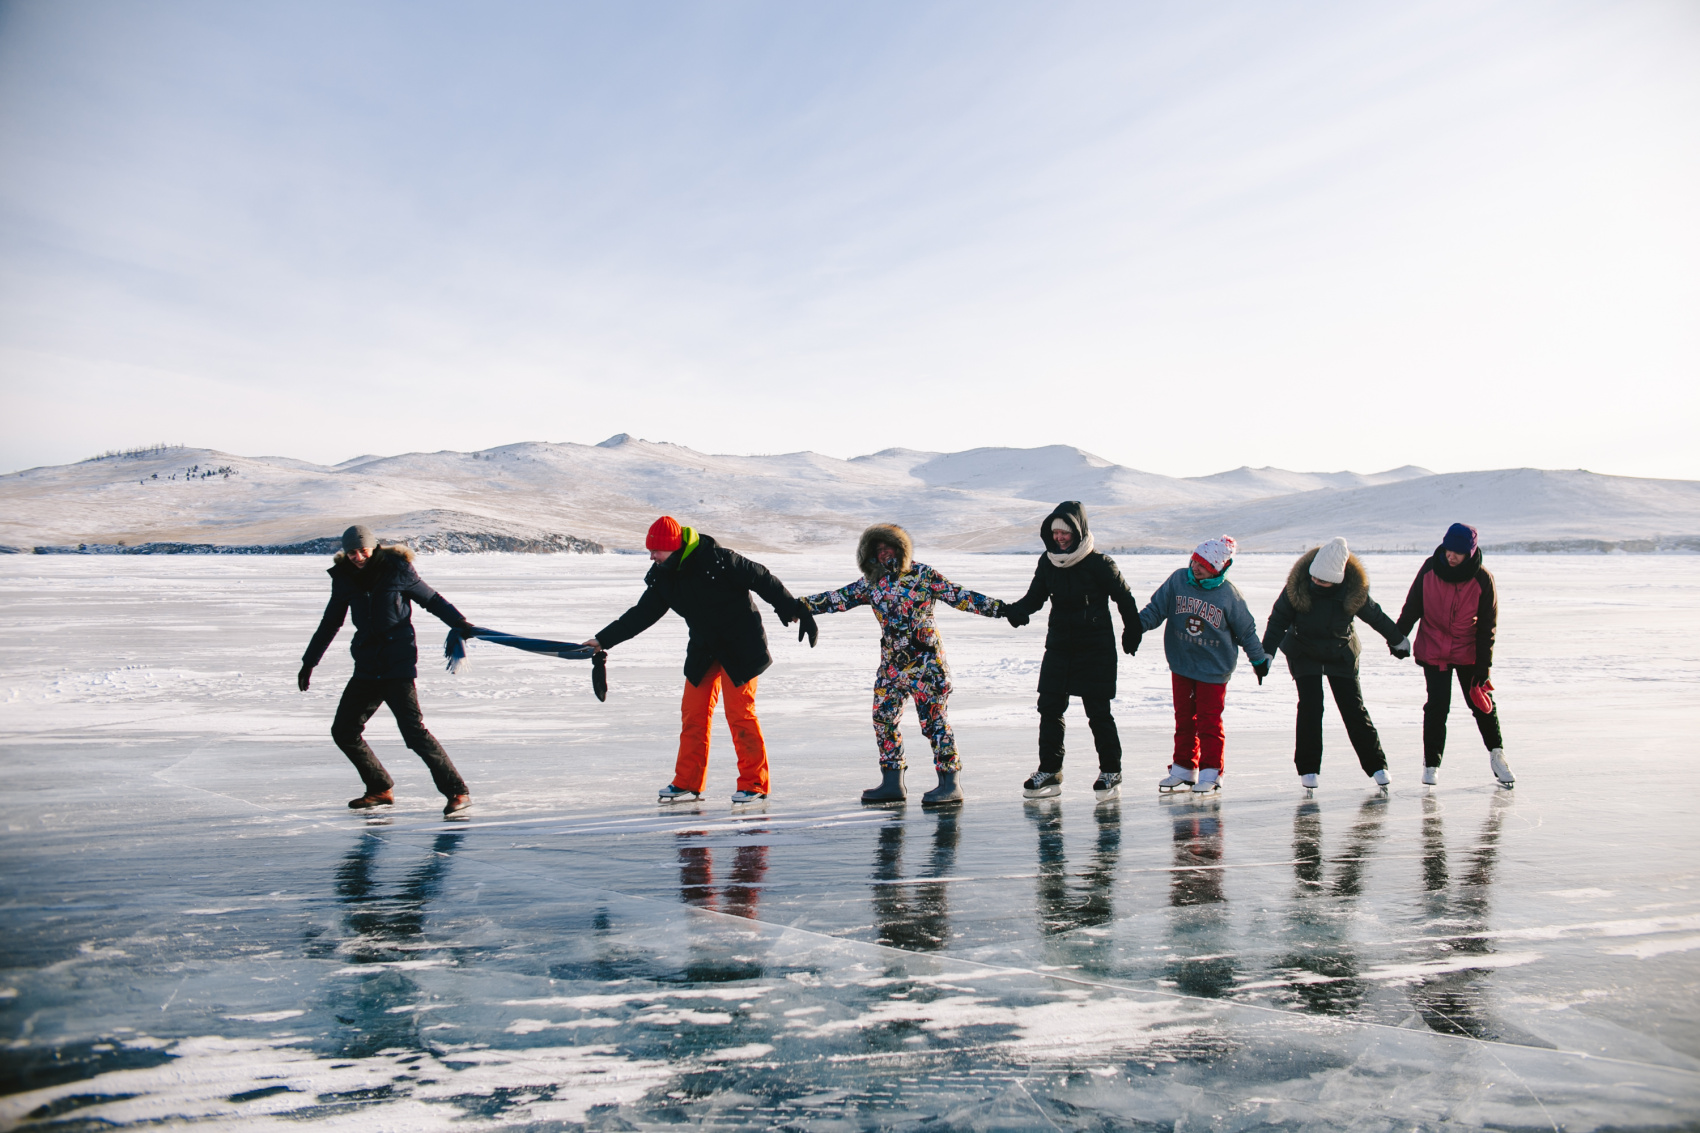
[{"x1": 2, "y1": 551, "x2": 1698, "y2": 1129}]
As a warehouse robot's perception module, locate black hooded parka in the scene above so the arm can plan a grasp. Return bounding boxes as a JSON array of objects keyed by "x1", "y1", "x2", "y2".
[
  {"x1": 302, "y1": 545, "x2": 469, "y2": 680},
  {"x1": 595, "y1": 533, "x2": 798, "y2": 688},
  {"x1": 1260, "y1": 546, "x2": 1402, "y2": 678},
  {"x1": 1006, "y1": 502, "x2": 1141, "y2": 700}
]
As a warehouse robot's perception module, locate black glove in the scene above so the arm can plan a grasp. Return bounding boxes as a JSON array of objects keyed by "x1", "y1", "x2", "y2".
[
  {"x1": 1121, "y1": 624, "x2": 1142, "y2": 656},
  {"x1": 592, "y1": 651, "x2": 608, "y2": 702},
  {"x1": 774, "y1": 596, "x2": 801, "y2": 627},
  {"x1": 1253, "y1": 659, "x2": 1271, "y2": 685},
  {"x1": 1389, "y1": 635, "x2": 1412, "y2": 660},
  {"x1": 1003, "y1": 603, "x2": 1030, "y2": 628},
  {"x1": 297, "y1": 664, "x2": 313, "y2": 692},
  {"x1": 797, "y1": 609, "x2": 818, "y2": 647}
]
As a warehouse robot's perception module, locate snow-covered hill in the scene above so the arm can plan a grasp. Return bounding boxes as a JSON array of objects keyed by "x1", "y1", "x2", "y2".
[{"x1": 2, "y1": 437, "x2": 1696, "y2": 554}]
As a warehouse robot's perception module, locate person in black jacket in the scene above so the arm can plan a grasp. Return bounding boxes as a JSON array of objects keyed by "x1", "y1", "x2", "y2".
[
  {"x1": 581, "y1": 516, "x2": 815, "y2": 807},
  {"x1": 1003, "y1": 502, "x2": 1143, "y2": 802},
  {"x1": 300, "y1": 525, "x2": 479, "y2": 817},
  {"x1": 1260, "y1": 537, "x2": 1410, "y2": 793}
]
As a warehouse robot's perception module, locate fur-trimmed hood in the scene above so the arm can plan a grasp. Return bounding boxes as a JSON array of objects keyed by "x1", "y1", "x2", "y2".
[
  {"x1": 857, "y1": 524, "x2": 913, "y2": 583},
  {"x1": 1285, "y1": 546, "x2": 1369, "y2": 615},
  {"x1": 333, "y1": 543, "x2": 414, "y2": 567}
]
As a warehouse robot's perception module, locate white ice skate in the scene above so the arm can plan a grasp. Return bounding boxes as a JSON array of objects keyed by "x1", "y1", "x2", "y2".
[
  {"x1": 731, "y1": 789, "x2": 768, "y2": 809},
  {"x1": 1489, "y1": 749, "x2": 1515, "y2": 787},
  {"x1": 1372, "y1": 768, "x2": 1391, "y2": 795},
  {"x1": 1299, "y1": 773, "x2": 1318, "y2": 792},
  {"x1": 657, "y1": 783, "x2": 702, "y2": 805},
  {"x1": 1092, "y1": 772, "x2": 1122, "y2": 802},
  {"x1": 1158, "y1": 764, "x2": 1197, "y2": 792},
  {"x1": 1421, "y1": 766, "x2": 1439, "y2": 787},
  {"x1": 1191, "y1": 768, "x2": 1221, "y2": 794}
]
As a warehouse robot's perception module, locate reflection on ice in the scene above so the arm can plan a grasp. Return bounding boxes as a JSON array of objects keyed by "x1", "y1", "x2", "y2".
[{"x1": 3, "y1": 553, "x2": 1699, "y2": 1128}]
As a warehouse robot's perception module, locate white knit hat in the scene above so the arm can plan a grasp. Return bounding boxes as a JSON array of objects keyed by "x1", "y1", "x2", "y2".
[
  {"x1": 1192, "y1": 536, "x2": 1236, "y2": 572},
  {"x1": 1310, "y1": 537, "x2": 1350, "y2": 584}
]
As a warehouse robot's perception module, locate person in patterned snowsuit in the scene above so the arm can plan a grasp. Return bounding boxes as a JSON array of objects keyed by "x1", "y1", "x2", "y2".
[{"x1": 799, "y1": 524, "x2": 1011, "y2": 808}]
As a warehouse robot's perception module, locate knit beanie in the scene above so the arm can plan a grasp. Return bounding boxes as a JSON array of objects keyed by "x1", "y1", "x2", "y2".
[
  {"x1": 646, "y1": 516, "x2": 684, "y2": 552},
  {"x1": 1192, "y1": 536, "x2": 1236, "y2": 574},
  {"x1": 1310, "y1": 537, "x2": 1350, "y2": 584},
  {"x1": 341, "y1": 524, "x2": 377, "y2": 554},
  {"x1": 1443, "y1": 523, "x2": 1478, "y2": 555}
]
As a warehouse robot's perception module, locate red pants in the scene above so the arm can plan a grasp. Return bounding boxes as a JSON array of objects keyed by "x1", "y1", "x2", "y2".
[
  {"x1": 1171, "y1": 673, "x2": 1227, "y2": 772},
  {"x1": 675, "y1": 663, "x2": 769, "y2": 795}
]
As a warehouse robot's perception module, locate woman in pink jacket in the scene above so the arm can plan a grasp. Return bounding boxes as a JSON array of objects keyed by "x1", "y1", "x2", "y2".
[{"x1": 1394, "y1": 524, "x2": 1513, "y2": 787}]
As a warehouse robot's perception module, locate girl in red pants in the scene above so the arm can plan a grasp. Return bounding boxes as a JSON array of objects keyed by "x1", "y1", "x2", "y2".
[{"x1": 1137, "y1": 537, "x2": 1271, "y2": 794}]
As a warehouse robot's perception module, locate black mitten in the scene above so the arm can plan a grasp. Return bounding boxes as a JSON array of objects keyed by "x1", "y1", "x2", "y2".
[
  {"x1": 797, "y1": 609, "x2": 819, "y2": 647},
  {"x1": 1121, "y1": 624, "x2": 1142, "y2": 656},
  {"x1": 1253, "y1": 658, "x2": 1271, "y2": 685},
  {"x1": 1003, "y1": 603, "x2": 1030, "y2": 628},
  {"x1": 592, "y1": 651, "x2": 608, "y2": 702}
]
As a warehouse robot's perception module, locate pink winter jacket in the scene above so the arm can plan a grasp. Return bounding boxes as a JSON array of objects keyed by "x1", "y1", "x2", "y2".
[{"x1": 1395, "y1": 548, "x2": 1497, "y2": 671}]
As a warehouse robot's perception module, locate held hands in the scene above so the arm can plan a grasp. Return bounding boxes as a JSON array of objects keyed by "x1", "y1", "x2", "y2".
[
  {"x1": 1253, "y1": 658, "x2": 1271, "y2": 685},
  {"x1": 1121, "y1": 625, "x2": 1142, "y2": 656},
  {"x1": 1002, "y1": 602, "x2": 1030, "y2": 628},
  {"x1": 297, "y1": 664, "x2": 313, "y2": 692},
  {"x1": 1389, "y1": 635, "x2": 1412, "y2": 660}
]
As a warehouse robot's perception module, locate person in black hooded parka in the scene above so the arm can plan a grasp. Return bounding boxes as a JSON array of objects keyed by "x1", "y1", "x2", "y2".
[{"x1": 1003, "y1": 502, "x2": 1143, "y2": 801}]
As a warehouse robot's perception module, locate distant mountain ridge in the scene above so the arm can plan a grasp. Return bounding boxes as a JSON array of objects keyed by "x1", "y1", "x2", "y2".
[{"x1": 2, "y1": 436, "x2": 1697, "y2": 554}]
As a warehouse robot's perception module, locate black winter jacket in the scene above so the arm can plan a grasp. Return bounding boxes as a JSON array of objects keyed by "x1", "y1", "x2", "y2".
[
  {"x1": 1006, "y1": 502, "x2": 1141, "y2": 700},
  {"x1": 595, "y1": 534, "x2": 797, "y2": 688},
  {"x1": 303, "y1": 546, "x2": 469, "y2": 680},
  {"x1": 1260, "y1": 547, "x2": 1401, "y2": 678}
]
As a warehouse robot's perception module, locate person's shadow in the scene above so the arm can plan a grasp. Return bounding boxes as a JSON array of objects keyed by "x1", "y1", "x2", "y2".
[
  {"x1": 1165, "y1": 806, "x2": 1234, "y2": 997},
  {"x1": 870, "y1": 811, "x2": 960, "y2": 952},
  {"x1": 1025, "y1": 800, "x2": 1121, "y2": 972},
  {"x1": 1276, "y1": 796, "x2": 1388, "y2": 1015},
  {"x1": 1409, "y1": 794, "x2": 1516, "y2": 1040}
]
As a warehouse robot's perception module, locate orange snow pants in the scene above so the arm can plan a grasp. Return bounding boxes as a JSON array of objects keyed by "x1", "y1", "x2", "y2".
[{"x1": 674, "y1": 663, "x2": 769, "y2": 796}]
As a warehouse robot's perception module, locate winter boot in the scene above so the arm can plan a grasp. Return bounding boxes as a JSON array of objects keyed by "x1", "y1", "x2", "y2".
[
  {"x1": 1158, "y1": 764, "x2": 1197, "y2": 792},
  {"x1": 1299, "y1": 773, "x2": 1318, "y2": 790},
  {"x1": 1022, "y1": 769, "x2": 1063, "y2": 799},
  {"x1": 1372, "y1": 769, "x2": 1391, "y2": 794},
  {"x1": 349, "y1": 790, "x2": 393, "y2": 809},
  {"x1": 731, "y1": 789, "x2": 768, "y2": 807},
  {"x1": 443, "y1": 794, "x2": 471, "y2": 817},
  {"x1": 861, "y1": 767, "x2": 907, "y2": 804},
  {"x1": 1489, "y1": 749, "x2": 1515, "y2": 787},
  {"x1": 1092, "y1": 772, "x2": 1122, "y2": 802},
  {"x1": 658, "y1": 783, "x2": 703, "y2": 805},
  {"x1": 1421, "y1": 766, "x2": 1439, "y2": 787},
  {"x1": 922, "y1": 770, "x2": 963, "y2": 807},
  {"x1": 1191, "y1": 768, "x2": 1221, "y2": 794}
]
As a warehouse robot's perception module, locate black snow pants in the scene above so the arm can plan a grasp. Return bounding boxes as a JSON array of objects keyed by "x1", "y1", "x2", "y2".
[
  {"x1": 332, "y1": 678, "x2": 467, "y2": 797},
  {"x1": 1421, "y1": 663, "x2": 1503, "y2": 767},
  {"x1": 1037, "y1": 691, "x2": 1122, "y2": 774},
  {"x1": 1294, "y1": 673, "x2": 1387, "y2": 777}
]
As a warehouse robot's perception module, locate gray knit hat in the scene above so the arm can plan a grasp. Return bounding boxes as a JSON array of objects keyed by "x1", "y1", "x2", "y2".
[{"x1": 341, "y1": 524, "x2": 378, "y2": 554}]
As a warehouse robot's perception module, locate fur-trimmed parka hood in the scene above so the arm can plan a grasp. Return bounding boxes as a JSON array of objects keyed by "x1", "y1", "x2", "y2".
[
  {"x1": 1285, "y1": 546, "x2": 1369, "y2": 615},
  {"x1": 857, "y1": 524, "x2": 913, "y2": 583},
  {"x1": 333, "y1": 543, "x2": 414, "y2": 567}
]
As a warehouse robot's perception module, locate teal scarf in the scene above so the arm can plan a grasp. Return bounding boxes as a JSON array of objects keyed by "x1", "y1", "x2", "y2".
[{"x1": 1190, "y1": 562, "x2": 1230, "y2": 590}]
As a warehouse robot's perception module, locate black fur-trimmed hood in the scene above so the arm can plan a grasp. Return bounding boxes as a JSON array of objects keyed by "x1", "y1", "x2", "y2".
[
  {"x1": 331, "y1": 543, "x2": 414, "y2": 588},
  {"x1": 1285, "y1": 546, "x2": 1369, "y2": 615},
  {"x1": 857, "y1": 524, "x2": 914, "y2": 583}
]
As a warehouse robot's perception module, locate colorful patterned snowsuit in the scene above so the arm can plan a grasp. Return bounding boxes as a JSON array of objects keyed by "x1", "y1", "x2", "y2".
[{"x1": 800, "y1": 564, "x2": 1004, "y2": 772}]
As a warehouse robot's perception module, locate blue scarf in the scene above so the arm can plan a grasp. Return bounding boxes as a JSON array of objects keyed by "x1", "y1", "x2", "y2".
[{"x1": 1189, "y1": 562, "x2": 1231, "y2": 591}]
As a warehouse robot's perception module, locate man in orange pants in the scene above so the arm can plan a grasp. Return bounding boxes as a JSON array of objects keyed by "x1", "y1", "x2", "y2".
[{"x1": 583, "y1": 517, "x2": 816, "y2": 806}]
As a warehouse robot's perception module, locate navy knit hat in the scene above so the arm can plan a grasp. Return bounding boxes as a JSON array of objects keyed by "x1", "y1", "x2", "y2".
[{"x1": 1442, "y1": 523, "x2": 1478, "y2": 555}]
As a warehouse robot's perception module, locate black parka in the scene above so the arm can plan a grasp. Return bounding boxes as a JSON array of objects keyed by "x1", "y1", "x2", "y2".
[
  {"x1": 1260, "y1": 547, "x2": 1402, "y2": 678},
  {"x1": 595, "y1": 534, "x2": 797, "y2": 688},
  {"x1": 303, "y1": 545, "x2": 468, "y2": 680},
  {"x1": 1006, "y1": 502, "x2": 1141, "y2": 700}
]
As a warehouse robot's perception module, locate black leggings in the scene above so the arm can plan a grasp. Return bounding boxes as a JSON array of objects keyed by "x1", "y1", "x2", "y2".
[
  {"x1": 332, "y1": 677, "x2": 467, "y2": 797},
  {"x1": 1422, "y1": 663, "x2": 1503, "y2": 766},
  {"x1": 1037, "y1": 692, "x2": 1122, "y2": 773},
  {"x1": 1293, "y1": 673, "x2": 1387, "y2": 777}
]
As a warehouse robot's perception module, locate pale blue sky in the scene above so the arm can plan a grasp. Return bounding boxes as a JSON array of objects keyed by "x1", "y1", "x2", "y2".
[{"x1": 1, "y1": 1, "x2": 1696, "y2": 476}]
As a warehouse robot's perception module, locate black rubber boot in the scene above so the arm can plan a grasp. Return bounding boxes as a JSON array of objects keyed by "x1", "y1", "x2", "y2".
[
  {"x1": 861, "y1": 767, "x2": 907, "y2": 804},
  {"x1": 921, "y1": 769, "x2": 963, "y2": 807}
]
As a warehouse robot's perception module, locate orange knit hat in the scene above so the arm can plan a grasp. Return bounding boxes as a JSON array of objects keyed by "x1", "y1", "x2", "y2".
[{"x1": 646, "y1": 516, "x2": 684, "y2": 552}]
